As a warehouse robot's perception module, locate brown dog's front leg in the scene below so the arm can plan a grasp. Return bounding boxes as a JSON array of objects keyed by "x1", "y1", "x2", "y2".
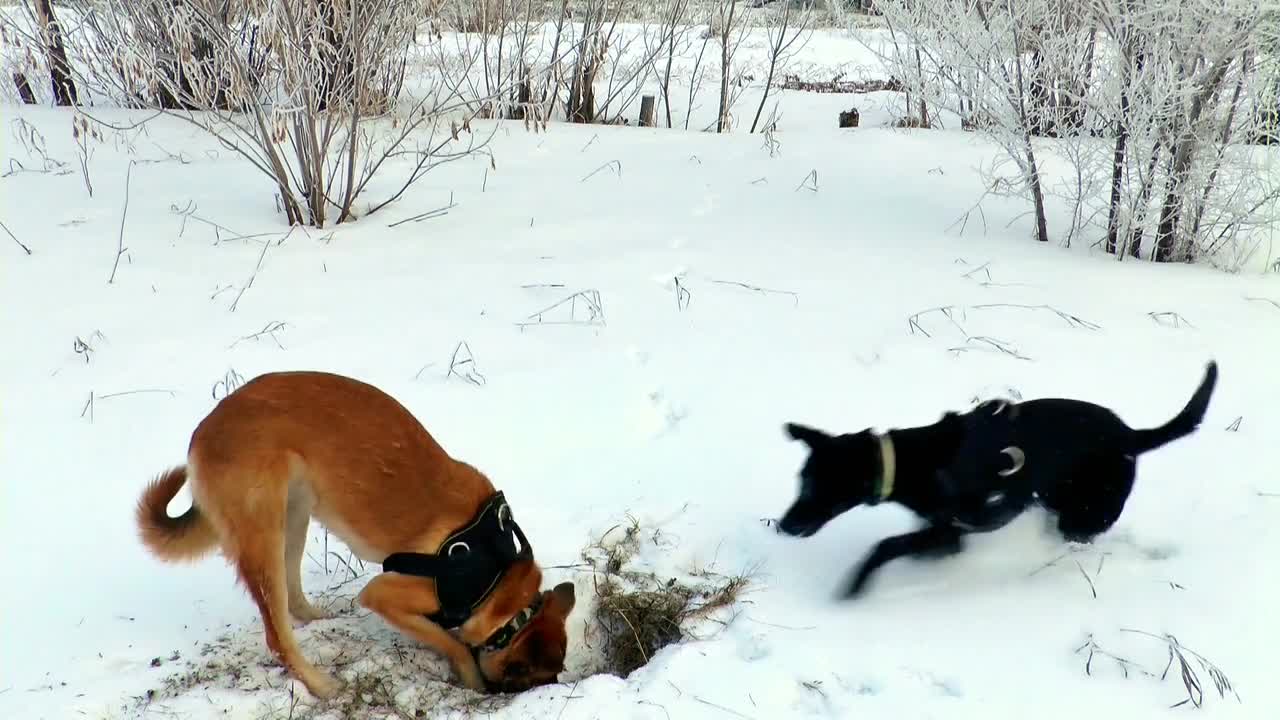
[{"x1": 357, "y1": 573, "x2": 486, "y2": 691}]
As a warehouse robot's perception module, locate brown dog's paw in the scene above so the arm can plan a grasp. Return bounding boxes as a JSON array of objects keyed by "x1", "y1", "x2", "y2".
[
  {"x1": 290, "y1": 602, "x2": 335, "y2": 625},
  {"x1": 299, "y1": 669, "x2": 342, "y2": 700}
]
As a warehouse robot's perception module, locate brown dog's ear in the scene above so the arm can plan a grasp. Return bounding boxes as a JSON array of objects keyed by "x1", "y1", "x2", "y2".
[
  {"x1": 552, "y1": 582, "x2": 576, "y2": 613},
  {"x1": 784, "y1": 422, "x2": 828, "y2": 447}
]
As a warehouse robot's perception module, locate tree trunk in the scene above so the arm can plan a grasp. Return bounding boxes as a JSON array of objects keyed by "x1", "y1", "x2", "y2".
[
  {"x1": 1028, "y1": 47, "x2": 1052, "y2": 137},
  {"x1": 316, "y1": 0, "x2": 355, "y2": 113},
  {"x1": 1189, "y1": 51, "x2": 1250, "y2": 248},
  {"x1": 1010, "y1": 15, "x2": 1048, "y2": 242},
  {"x1": 717, "y1": 0, "x2": 737, "y2": 133},
  {"x1": 1153, "y1": 52, "x2": 1236, "y2": 262},
  {"x1": 915, "y1": 47, "x2": 929, "y2": 128},
  {"x1": 12, "y1": 72, "x2": 36, "y2": 104},
  {"x1": 1105, "y1": 46, "x2": 1143, "y2": 255},
  {"x1": 1126, "y1": 143, "x2": 1164, "y2": 259},
  {"x1": 749, "y1": 7, "x2": 788, "y2": 134},
  {"x1": 34, "y1": 0, "x2": 77, "y2": 106},
  {"x1": 1065, "y1": 26, "x2": 1097, "y2": 133}
]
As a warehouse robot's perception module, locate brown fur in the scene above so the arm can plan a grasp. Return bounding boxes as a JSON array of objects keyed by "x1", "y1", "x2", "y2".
[{"x1": 135, "y1": 370, "x2": 576, "y2": 699}]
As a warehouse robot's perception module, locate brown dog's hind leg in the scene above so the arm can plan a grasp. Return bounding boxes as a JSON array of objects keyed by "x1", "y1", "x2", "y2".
[
  {"x1": 357, "y1": 572, "x2": 486, "y2": 691},
  {"x1": 237, "y1": 542, "x2": 340, "y2": 699},
  {"x1": 284, "y1": 489, "x2": 331, "y2": 623}
]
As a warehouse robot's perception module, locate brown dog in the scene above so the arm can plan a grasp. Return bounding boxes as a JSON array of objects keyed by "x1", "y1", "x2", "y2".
[{"x1": 134, "y1": 370, "x2": 576, "y2": 699}]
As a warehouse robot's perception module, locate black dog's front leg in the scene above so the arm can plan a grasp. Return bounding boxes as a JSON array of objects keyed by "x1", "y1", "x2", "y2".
[{"x1": 842, "y1": 524, "x2": 964, "y2": 599}]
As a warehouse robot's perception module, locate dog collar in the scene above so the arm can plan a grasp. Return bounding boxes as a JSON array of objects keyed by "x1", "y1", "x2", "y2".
[
  {"x1": 478, "y1": 592, "x2": 544, "y2": 654},
  {"x1": 872, "y1": 432, "x2": 897, "y2": 503},
  {"x1": 381, "y1": 491, "x2": 533, "y2": 630}
]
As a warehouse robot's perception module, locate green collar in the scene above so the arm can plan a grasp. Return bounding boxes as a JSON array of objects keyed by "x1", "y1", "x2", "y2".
[{"x1": 872, "y1": 432, "x2": 897, "y2": 503}]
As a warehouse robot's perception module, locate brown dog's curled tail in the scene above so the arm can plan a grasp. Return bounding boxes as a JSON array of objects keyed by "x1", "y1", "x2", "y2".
[{"x1": 136, "y1": 466, "x2": 219, "y2": 562}]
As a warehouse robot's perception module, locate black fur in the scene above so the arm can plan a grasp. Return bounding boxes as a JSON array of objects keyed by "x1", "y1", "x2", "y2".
[{"x1": 775, "y1": 361, "x2": 1218, "y2": 598}]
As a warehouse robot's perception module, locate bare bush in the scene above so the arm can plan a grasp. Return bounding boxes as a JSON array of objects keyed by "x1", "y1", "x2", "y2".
[
  {"x1": 866, "y1": 0, "x2": 1280, "y2": 268},
  {"x1": 23, "y1": 0, "x2": 497, "y2": 228},
  {"x1": 750, "y1": 0, "x2": 814, "y2": 133},
  {"x1": 712, "y1": 0, "x2": 750, "y2": 132}
]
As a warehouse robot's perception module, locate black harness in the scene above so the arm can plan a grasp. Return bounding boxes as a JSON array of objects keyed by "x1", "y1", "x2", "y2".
[
  {"x1": 381, "y1": 491, "x2": 535, "y2": 637},
  {"x1": 935, "y1": 399, "x2": 1034, "y2": 533}
]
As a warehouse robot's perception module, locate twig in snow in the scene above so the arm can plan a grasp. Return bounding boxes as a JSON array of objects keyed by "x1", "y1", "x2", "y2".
[
  {"x1": 1029, "y1": 545, "x2": 1111, "y2": 599},
  {"x1": 961, "y1": 262, "x2": 993, "y2": 282},
  {"x1": 692, "y1": 695, "x2": 755, "y2": 720},
  {"x1": 229, "y1": 321, "x2": 288, "y2": 350},
  {"x1": 517, "y1": 289, "x2": 607, "y2": 329},
  {"x1": 1148, "y1": 311, "x2": 1195, "y2": 329},
  {"x1": 521, "y1": 283, "x2": 566, "y2": 289},
  {"x1": 229, "y1": 229, "x2": 292, "y2": 312},
  {"x1": 907, "y1": 305, "x2": 966, "y2": 338},
  {"x1": 1226, "y1": 416, "x2": 1242, "y2": 432},
  {"x1": 969, "y1": 303, "x2": 1102, "y2": 331},
  {"x1": 211, "y1": 369, "x2": 247, "y2": 400},
  {"x1": 1244, "y1": 296, "x2": 1280, "y2": 312},
  {"x1": 108, "y1": 160, "x2": 136, "y2": 284},
  {"x1": 637, "y1": 700, "x2": 671, "y2": 720},
  {"x1": 710, "y1": 279, "x2": 799, "y2": 307},
  {"x1": 947, "y1": 335, "x2": 1031, "y2": 361},
  {"x1": 73, "y1": 331, "x2": 106, "y2": 364},
  {"x1": 581, "y1": 134, "x2": 600, "y2": 152},
  {"x1": 387, "y1": 193, "x2": 457, "y2": 227},
  {"x1": 1075, "y1": 560, "x2": 1098, "y2": 599},
  {"x1": 98, "y1": 389, "x2": 177, "y2": 400},
  {"x1": 82, "y1": 388, "x2": 177, "y2": 421},
  {"x1": 957, "y1": 260, "x2": 1029, "y2": 289},
  {"x1": 555, "y1": 680, "x2": 582, "y2": 720},
  {"x1": 445, "y1": 341, "x2": 486, "y2": 386},
  {"x1": 581, "y1": 161, "x2": 622, "y2": 183},
  {"x1": 946, "y1": 191, "x2": 992, "y2": 237},
  {"x1": 170, "y1": 201, "x2": 264, "y2": 245},
  {"x1": 1074, "y1": 634, "x2": 1152, "y2": 680},
  {"x1": 675, "y1": 277, "x2": 692, "y2": 311},
  {"x1": 794, "y1": 169, "x2": 818, "y2": 192},
  {"x1": 1, "y1": 221, "x2": 31, "y2": 255},
  {"x1": 1118, "y1": 629, "x2": 1241, "y2": 708}
]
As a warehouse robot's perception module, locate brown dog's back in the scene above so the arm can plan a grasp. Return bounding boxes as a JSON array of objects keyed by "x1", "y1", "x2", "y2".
[{"x1": 139, "y1": 371, "x2": 492, "y2": 563}]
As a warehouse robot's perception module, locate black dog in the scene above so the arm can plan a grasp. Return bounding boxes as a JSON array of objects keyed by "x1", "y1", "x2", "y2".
[{"x1": 775, "y1": 361, "x2": 1218, "y2": 598}]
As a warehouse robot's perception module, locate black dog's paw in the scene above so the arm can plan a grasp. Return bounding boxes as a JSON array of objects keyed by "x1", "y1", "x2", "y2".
[{"x1": 838, "y1": 564, "x2": 875, "y2": 600}]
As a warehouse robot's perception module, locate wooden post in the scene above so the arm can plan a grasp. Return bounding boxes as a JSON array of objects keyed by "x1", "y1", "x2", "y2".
[{"x1": 639, "y1": 95, "x2": 656, "y2": 127}]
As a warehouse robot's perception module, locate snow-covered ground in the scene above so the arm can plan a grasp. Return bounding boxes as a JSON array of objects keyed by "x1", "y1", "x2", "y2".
[{"x1": 3, "y1": 21, "x2": 1278, "y2": 720}]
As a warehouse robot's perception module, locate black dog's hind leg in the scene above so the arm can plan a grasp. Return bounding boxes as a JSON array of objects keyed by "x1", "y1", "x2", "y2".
[
  {"x1": 1049, "y1": 456, "x2": 1137, "y2": 544},
  {"x1": 842, "y1": 524, "x2": 964, "y2": 598}
]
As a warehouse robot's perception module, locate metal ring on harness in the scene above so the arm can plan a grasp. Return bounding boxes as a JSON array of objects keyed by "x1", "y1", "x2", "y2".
[
  {"x1": 990, "y1": 399, "x2": 1008, "y2": 415},
  {"x1": 998, "y1": 446, "x2": 1025, "y2": 476},
  {"x1": 497, "y1": 503, "x2": 511, "y2": 532},
  {"x1": 448, "y1": 541, "x2": 471, "y2": 557}
]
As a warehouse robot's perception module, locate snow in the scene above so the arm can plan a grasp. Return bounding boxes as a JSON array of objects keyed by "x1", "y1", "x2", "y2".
[{"x1": 3, "y1": 22, "x2": 1278, "y2": 720}]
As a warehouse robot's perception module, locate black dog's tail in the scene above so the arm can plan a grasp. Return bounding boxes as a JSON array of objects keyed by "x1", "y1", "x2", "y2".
[{"x1": 1129, "y1": 361, "x2": 1219, "y2": 454}]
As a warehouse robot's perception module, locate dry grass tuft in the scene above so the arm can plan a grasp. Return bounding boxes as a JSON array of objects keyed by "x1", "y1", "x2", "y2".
[
  {"x1": 576, "y1": 515, "x2": 753, "y2": 678},
  {"x1": 130, "y1": 538, "x2": 518, "y2": 720}
]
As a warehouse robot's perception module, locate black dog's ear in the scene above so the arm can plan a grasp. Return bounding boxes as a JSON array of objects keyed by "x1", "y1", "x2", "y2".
[{"x1": 784, "y1": 422, "x2": 829, "y2": 447}]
